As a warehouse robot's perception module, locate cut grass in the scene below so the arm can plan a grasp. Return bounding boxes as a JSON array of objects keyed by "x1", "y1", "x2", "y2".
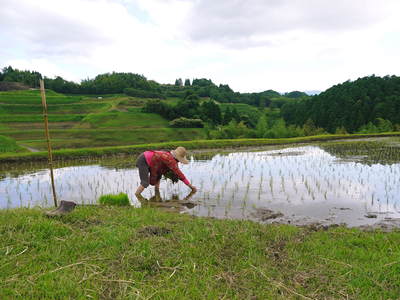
[{"x1": 1, "y1": 206, "x2": 400, "y2": 299}]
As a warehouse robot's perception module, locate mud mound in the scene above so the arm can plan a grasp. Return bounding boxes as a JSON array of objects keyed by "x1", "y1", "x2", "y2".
[{"x1": 138, "y1": 226, "x2": 172, "y2": 236}]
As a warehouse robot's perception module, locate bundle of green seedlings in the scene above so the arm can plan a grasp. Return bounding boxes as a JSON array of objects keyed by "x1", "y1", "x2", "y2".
[
  {"x1": 98, "y1": 192, "x2": 130, "y2": 206},
  {"x1": 163, "y1": 170, "x2": 179, "y2": 183}
]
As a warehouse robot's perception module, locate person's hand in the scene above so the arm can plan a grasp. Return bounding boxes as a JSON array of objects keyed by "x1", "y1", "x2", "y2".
[
  {"x1": 189, "y1": 184, "x2": 197, "y2": 193},
  {"x1": 183, "y1": 190, "x2": 196, "y2": 201},
  {"x1": 135, "y1": 193, "x2": 148, "y2": 203}
]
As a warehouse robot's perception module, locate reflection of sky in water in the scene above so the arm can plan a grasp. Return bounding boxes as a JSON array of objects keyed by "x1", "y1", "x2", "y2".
[{"x1": 1, "y1": 146, "x2": 400, "y2": 226}]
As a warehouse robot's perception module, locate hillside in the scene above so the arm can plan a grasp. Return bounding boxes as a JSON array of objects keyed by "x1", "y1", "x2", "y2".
[
  {"x1": 281, "y1": 75, "x2": 400, "y2": 133},
  {"x1": 1, "y1": 67, "x2": 400, "y2": 148},
  {"x1": 0, "y1": 90, "x2": 206, "y2": 151}
]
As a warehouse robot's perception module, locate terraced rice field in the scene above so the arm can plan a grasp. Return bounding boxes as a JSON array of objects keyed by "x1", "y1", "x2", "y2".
[
  {"x1": 2, "y1": 138, "x2": 400, "y2": 228},
  {"x1": 0, "y1": 90, "x2": 205, "y2": 150}
]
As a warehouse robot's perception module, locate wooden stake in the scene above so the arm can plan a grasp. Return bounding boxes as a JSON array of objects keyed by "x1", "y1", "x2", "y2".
[{"x1": 40, "y1": 79, "x2": 57, "y2": 207}]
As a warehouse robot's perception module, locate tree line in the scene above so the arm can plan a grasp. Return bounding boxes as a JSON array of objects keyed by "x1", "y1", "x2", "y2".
[
  {"x1": 281, "y1": 75, "x2": 400, "y2": 133},
  {"x1": 0, "y1": 66, "x2": 307, "y2": 107},
  {"x1": 143, "y1": 93, "x2": 247, "y2": 128},
  {"x1": 2, "y1": 66, "x2": 400, "y2": 135}
]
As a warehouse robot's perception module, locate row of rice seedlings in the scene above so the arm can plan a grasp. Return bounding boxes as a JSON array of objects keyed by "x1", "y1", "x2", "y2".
[{"x1": 1, "y1": 143, "x2": 400, "y2": 219}]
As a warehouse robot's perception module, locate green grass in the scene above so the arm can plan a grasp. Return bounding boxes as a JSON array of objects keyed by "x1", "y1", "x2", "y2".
[
  {"x1": 1, "y1": 206, "x2": 400, "y2": 299},
  {"x1": 220, "y1": 103, "x2": 262, "y2": 116},
  {"x1": 98, "y1": 193, "x2": 131, "y2": 206},
  {"x1": 0, "y1": 89, "x2": 60, "y2": 96},
  {"x1": 0, "y1": 90, "x2": 83, "y2": 104},
  {"x1": 0, "y1": 96, "x2": 82, "y2": 105},
  {"x1": 0, "y1": 135, "x2": 24, "y2": 153},
  {"x1": 0, "y1": 90, "x2": 205, "y2": 151},
  {"x1": 0, "y1": 114, "x2": 86, "y2": 122},
  {"x1": 0, "y1": 103, "x2": 111, "y2": 114},
  {"x1": 78, "y1": 111, "x2": 169, "y2": 129},
  {"x1": 0, "y1": 128, "x2": 206, "y2": 150}
]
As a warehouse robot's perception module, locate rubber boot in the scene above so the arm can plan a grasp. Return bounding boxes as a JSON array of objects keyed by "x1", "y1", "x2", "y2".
[{"x1": 45, "y1": 200, "x2": 77, "y2": 216}]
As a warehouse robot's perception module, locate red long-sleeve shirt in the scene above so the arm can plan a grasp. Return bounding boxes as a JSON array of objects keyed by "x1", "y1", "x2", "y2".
[{"x1": 144, "y1": 151, "x2": 190, "y2": 186}]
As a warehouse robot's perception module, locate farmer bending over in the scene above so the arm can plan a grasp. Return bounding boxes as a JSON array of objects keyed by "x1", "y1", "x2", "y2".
[{"x1": 135, "y1": 146, "x2": 197, "y2": 198}]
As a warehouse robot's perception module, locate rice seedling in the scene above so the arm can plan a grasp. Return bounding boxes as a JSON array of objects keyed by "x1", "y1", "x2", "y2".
[
  {"x1": 1, "y1": 139, "x2": 400, "y2": 226},
  {"x1": 98, "y1": 193, "x2": 130, "y2": 206}
]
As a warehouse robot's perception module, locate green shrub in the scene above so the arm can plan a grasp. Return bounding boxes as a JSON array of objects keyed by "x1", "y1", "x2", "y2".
[
  {"x1": 357, "y1": 118, "x2": 394, "y2": 134},
  {"x1": 98, "y1": 193, "x2": 130, "y2": 206},
  {"x1": 169, "y1": 117, "x2": 204, "y2": 128},
  {"x1": 210, "y1": 121, "x2": 252, "y2": 139}
]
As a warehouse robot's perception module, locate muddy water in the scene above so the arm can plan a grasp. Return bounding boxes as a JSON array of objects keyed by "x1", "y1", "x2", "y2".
[{"x1": 1, "y1": 140, "x2": 400, "y2": 227}]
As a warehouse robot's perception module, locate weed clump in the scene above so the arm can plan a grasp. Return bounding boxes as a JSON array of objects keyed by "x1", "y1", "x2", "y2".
[{"x1": 98, "y1": 193, "x2": 130, "y2": 206}]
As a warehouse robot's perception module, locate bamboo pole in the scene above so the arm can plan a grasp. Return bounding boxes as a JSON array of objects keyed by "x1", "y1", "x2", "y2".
[{"x1": 40, "y1": 79, "x2": 58, "y2": 207}]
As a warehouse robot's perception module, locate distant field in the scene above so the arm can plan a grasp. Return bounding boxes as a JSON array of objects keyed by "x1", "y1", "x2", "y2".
[
  {"x1": 0, "y1": 89, "x2": 83, "y2": 104},
  {"x1": 78, "y1": 110, "x2": 169, "y2": 129},
  {"x1": 0, "y1": 102, "x2": 111, "y2": 114},
  {"x1": 0, "y1": 114, "x2": 86, "y2": 122},
  {"x1": 220, "y1": 103, "x2": 261, "y2": 116},
  {"x1": 0, "y1": 89, "x2": 207, "y2": 152},
  {"x1": 0, "y1": 135, "x2": 25, "y2": 153},
  {"x1": 0, "y1": 128, "x2": 206, "y2": 150}
]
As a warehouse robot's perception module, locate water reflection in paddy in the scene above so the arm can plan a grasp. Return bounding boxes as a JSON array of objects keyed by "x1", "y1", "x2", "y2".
[{"x1": 1, "y1": 144, "x2": 400, "y2": 227}]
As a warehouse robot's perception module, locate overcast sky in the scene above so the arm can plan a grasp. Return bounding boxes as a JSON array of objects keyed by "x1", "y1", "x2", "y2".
[{"x1": 1, "y1": 0, "x2": 400, "y2": 93}]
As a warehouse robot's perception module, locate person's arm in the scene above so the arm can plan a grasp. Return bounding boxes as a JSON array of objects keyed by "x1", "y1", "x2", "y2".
[
  {"x1": 187, "y1": 183, "x2": 197, "y2": 192},
  {"x1": 164, "y1": 156, "x2": 197, "y2": 191}
]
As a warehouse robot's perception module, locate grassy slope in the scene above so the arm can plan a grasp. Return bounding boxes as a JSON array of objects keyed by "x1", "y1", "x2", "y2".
[
  {"x1": 0, "y1": 135, "x2": 25, "y2": 153},
  {"x1": 0, "y1": 128, "x2": 206, "y2": 150},
  {"x1": 1, "y1": 206, "x2": 399, "y2": 299},
  {"x1": 0, "y1": 90, "x2": 206, "y2": 151},
  {"x1": 220, "y1": 103, "x2": 261, "y2": 115},
  {"x1": 0, "y1": 89, "x2": 83, "y2": 104},
  {"x1": 78, "y1": 110, "x2": 169, "y2": 129}
]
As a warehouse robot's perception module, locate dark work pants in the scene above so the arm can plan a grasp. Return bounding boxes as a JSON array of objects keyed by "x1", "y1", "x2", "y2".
[{"x1": 136, "y1": 153, "x2": 150, "y2": 188}]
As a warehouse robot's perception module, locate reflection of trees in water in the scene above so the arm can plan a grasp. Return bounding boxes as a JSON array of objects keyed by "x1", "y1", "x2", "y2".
[{"x1": 320, "y1": 142, "x2": 400, "y2": 165}]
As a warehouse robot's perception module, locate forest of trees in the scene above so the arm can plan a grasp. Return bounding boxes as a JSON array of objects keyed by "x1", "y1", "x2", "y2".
[
  {"x1": 0, "y1": 66, "x2": 293, "y2": 107},
  {"x1": 281, "y1": 75, "x2": 400, "y2": 133}
]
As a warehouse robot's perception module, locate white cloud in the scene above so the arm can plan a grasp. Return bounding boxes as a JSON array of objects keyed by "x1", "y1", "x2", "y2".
[
  {"x1": 1, "y1": 0, "x2": 400, "y2": 92},
  {"x1": 182, "y1": 0, "x2": 394, "y2": 48}
]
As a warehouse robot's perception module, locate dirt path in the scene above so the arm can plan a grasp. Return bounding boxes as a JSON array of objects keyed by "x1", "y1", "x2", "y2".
[{"x1": 19, "y1": 144, "x2": 40, "y2": 152}]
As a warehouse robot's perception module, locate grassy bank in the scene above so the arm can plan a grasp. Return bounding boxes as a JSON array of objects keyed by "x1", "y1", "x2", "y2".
[
  {"x1": 1, "y1": 132, "x2": 400, "y2": 163},
  {"x1": 0, "y1": 135, "x2": 25, "y2": 153},
  {"x1": 1, "y1": 206, "x2": 399, "y2": 299}
]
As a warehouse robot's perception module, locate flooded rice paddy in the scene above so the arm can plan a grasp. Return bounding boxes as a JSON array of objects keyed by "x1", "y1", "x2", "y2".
[{"x1": 1, "y1": 138, "x2": 400, "y2": 228}]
